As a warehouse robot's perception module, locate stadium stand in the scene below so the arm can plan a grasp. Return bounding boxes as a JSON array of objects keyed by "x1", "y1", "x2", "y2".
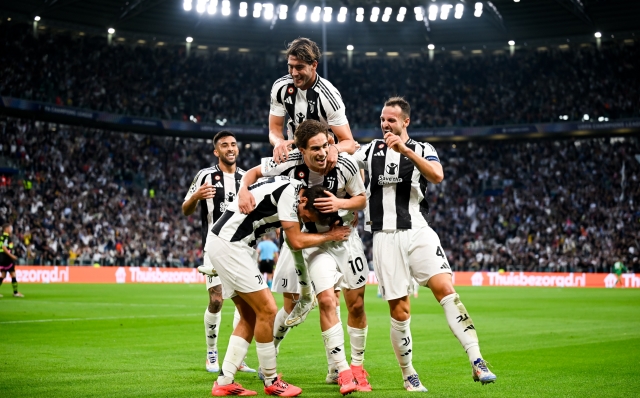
[
  {"x1": 1, "y1": 23, "x2": 638, "y2": 128},
  {"x1": 1, "y1": 118, "x2": 638, "y2": 272}
]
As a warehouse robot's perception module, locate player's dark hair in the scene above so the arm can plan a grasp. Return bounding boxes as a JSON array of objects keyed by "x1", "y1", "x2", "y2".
[
  {"x1": 286, "y1": 37, "x2": 321, "y2": 65},
  {"x1": 2, "y1": 223, "x2": 10, "y2": 231},
  {"x1": 294, "y1": 120, "x2": 328, "y2": 149},
  {"x1": 213, "y1": 130, "x2": 236, "y2": 147},
  {"x1": 301, "y1": 186, "x2": 340, "y2": 226},
  {"x1": 384, "y1": 96, "x2": 411, "y2": 119}
]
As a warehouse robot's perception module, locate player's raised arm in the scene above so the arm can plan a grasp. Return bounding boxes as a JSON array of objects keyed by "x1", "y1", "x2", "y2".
[{"x1": 237, "y1": 165, "x2": 263, "y2": 214}]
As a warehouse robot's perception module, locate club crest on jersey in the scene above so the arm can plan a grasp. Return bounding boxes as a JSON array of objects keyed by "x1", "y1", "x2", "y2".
[
  {"x1": 287, "y1": 87, "x2": 295, "y2": 95},
  {"x1": 325, "y1": 176, "x2": 336, "y2": 190},
  {"x1": 386, "y1": 163, "x2": 398, "y2": 175},
  {"x1": 308, "y1": 99, "x2": 316, "y2": 113}
]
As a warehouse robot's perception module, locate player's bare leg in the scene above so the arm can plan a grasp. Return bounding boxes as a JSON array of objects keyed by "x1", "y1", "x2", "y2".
[
  {"x1": 427, "y1": 273, "x2": 496, "y2": 384},
  {"x1": 343, "y1": 286, "x2": 371, "y2": 391},
  {"x1": 388, "y1": 296, "x2": 427, "y2": 392}
]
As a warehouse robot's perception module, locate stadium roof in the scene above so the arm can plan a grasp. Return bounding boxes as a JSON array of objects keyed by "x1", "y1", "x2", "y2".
[{"x1": 2, "y1": 0, "x2": 639, "y2": 52}]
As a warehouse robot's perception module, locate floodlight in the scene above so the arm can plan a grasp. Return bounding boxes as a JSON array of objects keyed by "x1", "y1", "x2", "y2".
[
  {"x1": 370, "y1": 14, "x2": 379, "y2": 22},
  {"x1": 594, "y1": 32, "x2": 602, "y2": 38},
  {"x1": 337, "y1": 8, "x2": 347, "y2": 22},
  {"x1": 207, "y1": 0, "x2": 217, "y2": 15},
  {"x1": 399, "y1": 7, "x2": 407, "y2": 15},
  {"x1": 183, "y1": 0, "x2": 192, "y2": 11},
  {"x1": 384, "y1": 7, "x2": 392, "y2": 15},
  {"x1": 428, "y1": 5, "x2": 438, "y2": 21},
  {"x1": 221, "y1": 0, "x2": 230, "y2": 15},
  {"x1": 311, "y1": 6, "x2": 321, "y2": 22},
  {"x1": 415, "y1": 6, "x2": 424, "y2": 21},
  {"x1": 108, "y1": 28, "x2": 115, "y2": 34},
  {"x1": 382, "y1": 14, "x2": 390, "y2": 22},
  {"x1": 296, "y1": 5, "x2": 307, "y2": 21},
  {"x1": 583, "y1": 114, "x2": 589, "y2": 121},
  {"x1": 428, "y1": 44, "x2": 435, "y2": 50},
  {"x1": 397, "y1": 14, "x2": 405, "y2": 22},
  {"x1": 474, "y1": 2, "x2": 483, "y2": 17},
  {"x1": 440, "y1": 4, "x2": 452, "y2": 20},
  {"x1": 508, "y1": 40, "x2": 515, "y2": 46},
  {"x1": 34, "y1": 16, "x2": 41, "y2": 21},
  {"x1": 263, "y1": 3, "x2": 274, "y2": 19},
  {"x1": 357, "y1": 7, "x2": 364, "y2": 15},
  {"x1": 356, "y1": 14, "x2": 364, "y2": 22},
  {"x1": 196, "y1": 0, "x2": 206, "y2": 14},
  {"x1": 455, "y1": 4, "x2": 464, "y2": 19},
  {"x1": 324, "y1": 7, "x2": 332, "y2": 22},
  {"x1": 186, "y1": 36, "x2": 193, "y2": 43},
  {"x1": 278, "y1": 5, "x2": 287, "y2": 19},
  {"x1": 372, "y1": 7, "x2": 380, "y2": 15},
  {"x1": 253, "y1": 2, "x2": 262, "y2": 18},
  {"x1": 347, "y1": 44, "x2": 354, "y2": 51}
]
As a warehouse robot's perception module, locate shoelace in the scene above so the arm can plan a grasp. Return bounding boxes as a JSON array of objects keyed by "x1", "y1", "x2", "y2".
[
  {"x1": 407, "y1": 374, "x2": 421, "y2": 388},
  {"x1": 474, "y1": 359, "x2": 491, "y2": 372},
  {"x1": 273, "y1": 376, "x2": 289, "y2": 389},
  {"x1": 208, "y1": 352, "x2": 217, "y2": 362},
  {"x1": 353, "y1": 368, "x2": 370, "y2": 384}
]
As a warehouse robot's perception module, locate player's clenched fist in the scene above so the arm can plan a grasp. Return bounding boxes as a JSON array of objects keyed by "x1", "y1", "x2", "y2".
[
  {"x1": 237, "y1": 187, "x2": 256, "y2": 214},
  {"x1": 195, "y1": 182, "x2": 216, "y2": 200}
]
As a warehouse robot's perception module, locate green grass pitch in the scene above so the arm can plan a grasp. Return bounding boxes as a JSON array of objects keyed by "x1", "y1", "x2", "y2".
[{"x1": 1, "y1": 283, "x2": 639, "y2": 397}]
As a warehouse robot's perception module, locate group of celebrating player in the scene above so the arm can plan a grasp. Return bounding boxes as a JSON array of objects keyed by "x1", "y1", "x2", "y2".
[{"x1": 182, "y1": 38, "x2": 497, "y2": 397}]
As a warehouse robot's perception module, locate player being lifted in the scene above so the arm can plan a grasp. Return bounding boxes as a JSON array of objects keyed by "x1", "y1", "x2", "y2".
[
  {"x1": 182, "y1": 131, "x2": 255, "y2": 374},
  {"x1": 238, "y1": 120, "x2": 371, "y2": 393},
  {"x1": 353, "y1": 97, "x2": 497, "y2": 391},
  {"x1": 206, "y1": 177, "x2": 352, "y2": 396}
]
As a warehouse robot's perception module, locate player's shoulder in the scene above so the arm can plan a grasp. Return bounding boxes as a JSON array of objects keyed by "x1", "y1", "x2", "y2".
[
  {"x1": 408, "y1": 139, "x2": 437, "y2": 153},
  {"x1": 315, "y1": 75, "x2": 341, "y2": 95},
  {"x1": 336, "y1": 153, "x2": 359, "y2": 175},
  {"x1": 236, "y1": 167, "x2": 247, "y2": 176},
  {"x1": 271, "y1": 74, "x2": 293, "y2": 91},
  {"x1": 192, "y1": 165, "x2": 220, "y2": 181}
]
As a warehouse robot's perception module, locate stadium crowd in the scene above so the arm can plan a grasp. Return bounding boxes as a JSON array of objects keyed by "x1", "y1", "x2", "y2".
[
  {"x1": 1, "y1": 23, "x2": 638, "y2": 129},
  {"x1": 0, "y1": 118, "x2": 638, "y2": 273}
]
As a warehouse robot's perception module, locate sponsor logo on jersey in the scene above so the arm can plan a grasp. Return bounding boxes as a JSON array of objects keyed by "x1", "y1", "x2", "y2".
[
  {"x1": 373, "y1": 150, "x2": 385, "y2": 157},
  {"x1": 296, "y1": 112, "x2": 305, "y2": 124},
  {"x1": 378, "y1": 175, "x2": 403, "y2": 184},
  {"x1": 214, "y1": 182, "x2": 223, "y2": 188},
  {"x1": 386, "y1": 163, "x2": 398, "y2": 174},
  {"x1": 284, "y1": 97, "x2": 293, "y2": 104}
]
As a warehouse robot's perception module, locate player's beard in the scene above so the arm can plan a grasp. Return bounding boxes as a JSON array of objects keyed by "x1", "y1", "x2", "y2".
[{"x1": 219, "y1": 153, "x2": 237, "y2": 167}]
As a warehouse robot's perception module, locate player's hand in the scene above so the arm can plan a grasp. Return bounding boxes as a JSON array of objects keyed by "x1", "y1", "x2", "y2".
[
  {"x1": 238, "y1": 187, "x2": 256, "y2": 214},
  {"x1": 350, "y1": 211, "x2": 359, "y2": 228},
  {"x1": 314, "y1": 190, "x2": 343, "y2": 213},
  {"x1": 195, "y1": 182, "x2": 216, "y2": 201},
  {"x1": 384, "y1": 132, "x2": 408, "y2": 155},
  {"x1": 273, "y1": 139, "x2": 294, "y2": 164},
  {"x1": 323, "y1": 144, "x2": 339, "y2": 175},
  {"x1": 324, "y1": 223, "x2": 351, "y2": 242}
]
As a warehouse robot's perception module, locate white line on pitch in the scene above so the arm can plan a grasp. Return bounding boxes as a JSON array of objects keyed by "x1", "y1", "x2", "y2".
[{"x1": 0, "y1": 313, "x2": 202, "y2": 324}]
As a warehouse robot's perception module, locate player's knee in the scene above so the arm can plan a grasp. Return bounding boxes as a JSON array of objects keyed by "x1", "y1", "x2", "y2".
[
  {"x1": 317, "y1": 292, "x2": 336, "y2": 313},
  {"x1": 208, "y1": 298, "x2": 223, "y2": 313},
  {"x1": 347, "y1": 298, "x2": 365, "y2": 318}
]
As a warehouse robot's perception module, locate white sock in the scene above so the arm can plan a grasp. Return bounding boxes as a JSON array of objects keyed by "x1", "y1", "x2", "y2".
[
  {"x1": 322, "y1": 322, "x2": 349, "y2": 373},
  {"x1": 440, "y1": 293, "x2": 482, "y2": 364},
  {"x1": 256, "y1": 342, "x2": 278, "y2": 386},
  {"x1": 273, "y1": 307, "x2": 290, "y2": 351},
  {"x1": 347, "y1": 326, "x2": 367, "y2": 366},
  {"x1": 335, "y1": 303, "x2": 341, "y2": 321},
  {"x1": 390, "y1": 317, "x2": 416, "y2": 378},
  {"x1": 204, "y1": 308, "x2": 221, "y2": 351},
  {"x1": 233, "y1": 307, "x2": 241, "y2": 330},
  {"x1": 217, "y1": 335, "x2": 250, "y2": 385}
]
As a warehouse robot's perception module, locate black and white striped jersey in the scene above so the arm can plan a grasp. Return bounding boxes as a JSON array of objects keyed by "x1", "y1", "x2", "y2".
[
  {"x1": 211, "y1": 176, "x2": 302, "y2": 247},
  {"x1": 270, "y1": 74, "x2": 348, "y2": 139},
  {"x1": 353, "y1": 138, "x2": 440, "y2": 233},
  {"x1": 260, "y1": 149, "x2": 365, "y2": 232},
  {"x1": 184, "y1": 165, "x2": 246, "y2": 248}
]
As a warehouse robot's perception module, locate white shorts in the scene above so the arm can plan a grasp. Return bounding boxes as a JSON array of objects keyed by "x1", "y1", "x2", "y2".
[
  {"x1": 204, "y1": 234, "x2": 267, "y2": 299},
  {"x1": 271, "y1": 238, "x2": 344, "y2": 296},
  {"x1": 203, "y1": 254, "x2": 223, "y2": 291},
  {"x1": 373, "y1": 226, "x2": 452, "y2": 301},
  {"x1": 337, "y1": 228, "x2": 369, "y2": 290}
]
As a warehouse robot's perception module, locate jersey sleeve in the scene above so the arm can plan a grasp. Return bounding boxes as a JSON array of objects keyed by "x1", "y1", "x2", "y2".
[
  {"x1": 260, "y1": 150, "x2": 301, "y2": 177},
  {"x1": 269, "y1": 81, "x2": 287, "y2": 117},
  {"x1": 184, "y1": 170, "x2": 203, "y2": 201},
  {"x1": 277, "y1": 183, "x2": 300, "y2": 223},
  {"x1": 352, "y1": 142, "x2": 371, "y2": 171},
  {"x1": 422, "y1": 142, "x2": 440, "y2": 163},
  {"x1": 338, "y1": 154, "x2": 366, "y2": 197}
]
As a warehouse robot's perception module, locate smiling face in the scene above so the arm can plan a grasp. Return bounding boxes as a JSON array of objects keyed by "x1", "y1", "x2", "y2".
[
  {"x1": 299, "y1": 132, "x2": 329, "y2": 173},
  {"x1": 288, "y1": 55, "x2": 317, "y2": 90},
  {"x1": 380, "y1": 105, "x2": 410, "y2": 137},
  {"x1": 213, "y1": 135, "x2": 238, "y2": 167}
]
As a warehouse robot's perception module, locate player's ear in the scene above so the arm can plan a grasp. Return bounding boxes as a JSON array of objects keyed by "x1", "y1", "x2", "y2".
[{"x1": 404, "y1": 117, "x2": 410, "y2": 128}]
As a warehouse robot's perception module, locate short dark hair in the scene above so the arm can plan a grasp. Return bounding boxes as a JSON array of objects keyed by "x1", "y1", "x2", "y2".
[
  {"x1": 286, "y1": 37, "x2": 321, "y2": 65},
  {"x1": 2, "y1": 223, "x2": 11, "y2": 231},
  {"x1": 294, "y1": 120, "x2": 328, "y2": 149},
  {"x1": 213, "y1": 130, "x2": 236, "y2": 146},
  {"x1": 301, "y1": 185, "x2": 339, "y2": 226},
  {"x1": 384, "y1": 96, "x2": 411, "y2": 119}
]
